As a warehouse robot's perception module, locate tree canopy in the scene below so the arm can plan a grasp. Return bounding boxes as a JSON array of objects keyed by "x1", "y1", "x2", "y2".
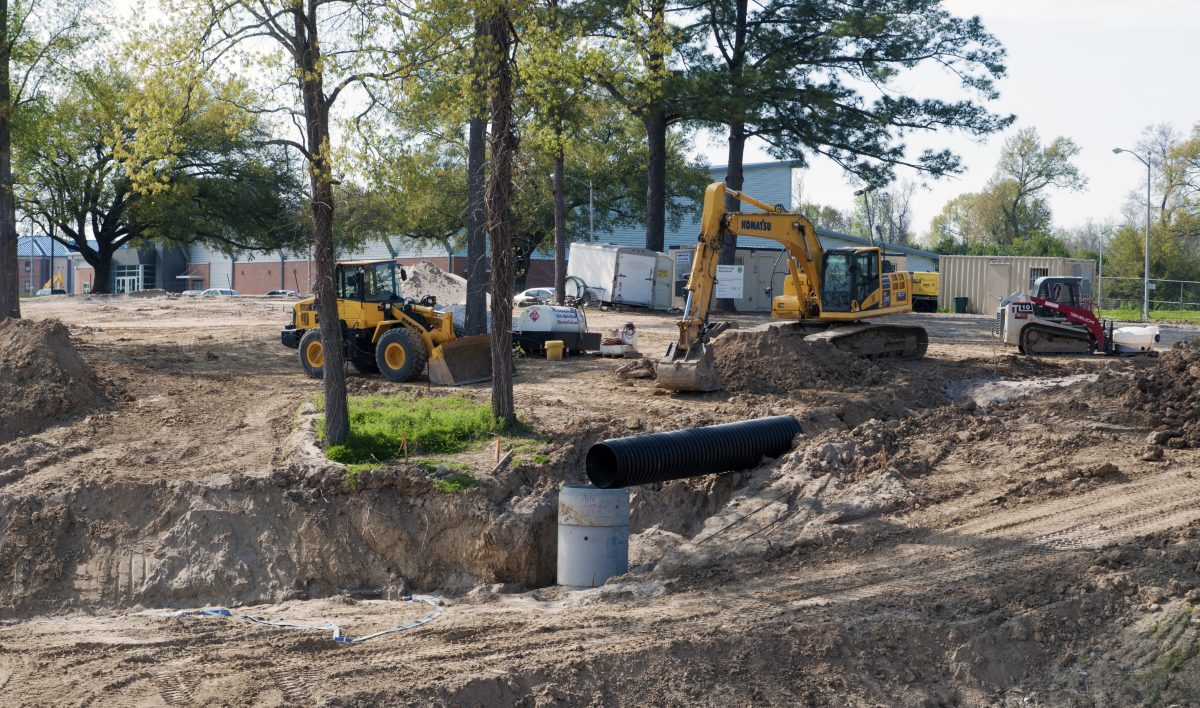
[{"x1": 18, "y1": 63, "x2": 304, "y2": 293}]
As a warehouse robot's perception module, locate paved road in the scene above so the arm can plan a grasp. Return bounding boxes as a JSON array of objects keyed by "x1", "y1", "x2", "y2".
[{"x1": 889, "y1": 313, "x2": 1200, "y2": 349}]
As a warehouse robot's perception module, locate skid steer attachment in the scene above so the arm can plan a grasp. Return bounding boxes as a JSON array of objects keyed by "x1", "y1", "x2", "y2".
[
  {"x1": 427, "y1": 334, "x2": 492, "y2": 386},
  {"x1": 656, "y1": 341, "x2": 721, "y2": 392}
]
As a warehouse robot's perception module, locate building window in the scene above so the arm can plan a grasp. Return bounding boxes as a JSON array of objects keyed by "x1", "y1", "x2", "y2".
[
  {"x1": 1029, "y1": 267, "x2": 1049, "y2": 290},
  {"x1": 24, "y1": 262, "x2": 29, "y2": 271}
]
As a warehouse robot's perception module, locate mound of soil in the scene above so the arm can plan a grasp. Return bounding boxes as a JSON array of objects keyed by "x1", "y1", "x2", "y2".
[
  {"x1": 713, "y1": 326, "x2": 883, "y2": 395},
  {"x1": 1125, "y1": 340, "x2": 1200, "y2": 449},
  {"x1": 405, "y1": 261, "x2": 470, "y2": 305},
  {"x1": 0, "y1": 318, "x2": 107, "y2": 443}
]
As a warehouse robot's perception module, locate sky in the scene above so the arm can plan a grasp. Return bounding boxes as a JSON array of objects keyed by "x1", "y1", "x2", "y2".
[{"x1": 694, "y1": 0, "x2": 1200, "y2": 244}]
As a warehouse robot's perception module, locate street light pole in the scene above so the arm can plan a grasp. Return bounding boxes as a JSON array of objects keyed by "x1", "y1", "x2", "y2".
[
  {"x1": 1113, "y1": 147, "x2": 1152, "y2": 321},
  {"x1": 853, "y1": 187, "x2": 876, "y2": 247}
]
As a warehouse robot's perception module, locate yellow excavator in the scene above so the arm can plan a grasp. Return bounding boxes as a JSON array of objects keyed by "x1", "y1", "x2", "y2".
[
  {"x1": 281, "y1": 259, "x2": 491, "y2": 386},
  {"x1": 657, "y1": 182, "x2": 928, "y2": 392}
]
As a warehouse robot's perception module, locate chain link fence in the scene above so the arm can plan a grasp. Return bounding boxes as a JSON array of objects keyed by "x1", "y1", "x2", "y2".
[{"x1": 1097, "y1": 276, "x2": 1200, "y2": 318}]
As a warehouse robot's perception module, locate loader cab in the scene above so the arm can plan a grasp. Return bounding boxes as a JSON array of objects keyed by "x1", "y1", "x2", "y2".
[
  {"x1": 336, "y1": 260, "x2": 403, "y2": 303},
  {"x1": 1032, "y1": 276, "x2": 1084, "y2": 317},
  {"x1": 820, "y1": 248, "x2": 880, "y2": 313}
]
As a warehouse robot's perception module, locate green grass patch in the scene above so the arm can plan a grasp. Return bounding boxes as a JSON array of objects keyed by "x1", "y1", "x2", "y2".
[
  {"x1": 432, "y1": 472, "x2": 480, "y2": 493},
  {"x1": 1099, "y1": 308, "x2": 1200, "y2": 323},
  {"x1": 320, "y1": 393, "x2": 503, "y2": 465}
]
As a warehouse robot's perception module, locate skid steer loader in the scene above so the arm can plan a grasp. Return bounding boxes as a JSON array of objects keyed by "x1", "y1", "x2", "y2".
[{"x1": 280, "y1": 260, "x2": 491, "y2": 385}]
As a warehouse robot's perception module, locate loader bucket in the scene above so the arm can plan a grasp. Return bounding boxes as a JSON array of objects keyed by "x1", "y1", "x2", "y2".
[
  {"x1": 655, "y1": 342, "x2": 722, "y2": 392},
  {"x1": 427, "y1": 335, "x2": 492, "y2": 386}
]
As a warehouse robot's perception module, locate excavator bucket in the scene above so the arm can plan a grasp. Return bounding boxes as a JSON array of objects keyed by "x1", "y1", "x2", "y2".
[
  {"x1": 655, "y1": 342, "x2": 721, "y2": 392},
  {"x1": 427, "y1": 335, "x2": 492, "y2": 386}
]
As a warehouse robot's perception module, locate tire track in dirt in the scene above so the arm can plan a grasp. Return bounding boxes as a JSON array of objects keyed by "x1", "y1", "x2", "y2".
[{"x1": 745, "y1": 473, "x2": 1200, "y2": 615}]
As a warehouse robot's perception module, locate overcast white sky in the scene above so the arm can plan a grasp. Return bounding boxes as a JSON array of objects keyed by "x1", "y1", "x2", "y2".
[{"x1": 695, "y1": 0, "x2": 1200, "y2": 243}]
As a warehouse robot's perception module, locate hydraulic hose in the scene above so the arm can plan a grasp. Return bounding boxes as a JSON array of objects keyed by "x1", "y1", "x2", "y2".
[{"x1": 586, "y1": 415, "x2": 802, "y2": 489}]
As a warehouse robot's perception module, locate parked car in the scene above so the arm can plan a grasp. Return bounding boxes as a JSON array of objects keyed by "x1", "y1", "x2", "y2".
[
  {"x1": 201, "y1": 288, "x2": 240, "y2": 296},
  {"x1": 34, "y1": 288, "x2": 67, "y2": 296},
  {"x1": 181, "y1": 289, "x2": 204, "y2": 296},
  {"x1": 515, "y1": 287, "x2": 554, "y2": 307},
  {"x1": 266, "y1": 289, "x2": 300, "y2": 297}
]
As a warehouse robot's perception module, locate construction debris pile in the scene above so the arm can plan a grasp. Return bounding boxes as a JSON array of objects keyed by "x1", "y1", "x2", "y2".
[
  {"x1": 0, "y1": 318, "x2": 107, "y2": 443},
  {"x1": 404, "y1": 261, "x2": 471, "y2": 305}
]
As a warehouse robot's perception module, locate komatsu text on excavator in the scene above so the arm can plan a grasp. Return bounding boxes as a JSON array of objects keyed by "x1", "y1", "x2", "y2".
[{"x1": 657, "y1": 182, "x2": 928, "y2": 392}]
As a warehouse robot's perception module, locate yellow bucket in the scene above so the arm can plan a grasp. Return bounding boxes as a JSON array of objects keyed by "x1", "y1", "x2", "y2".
[{"x1": 546, "y1": 340, "x2": 565, "y2": 361}]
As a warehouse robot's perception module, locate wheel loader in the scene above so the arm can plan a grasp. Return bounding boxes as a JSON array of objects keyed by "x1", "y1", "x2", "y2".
[
  {"x1": 657, "y1": 182, "x2": 928, "y2": 392},
  {"x1": 280, "y1": 259, "x2": 491, "y2": 385}
]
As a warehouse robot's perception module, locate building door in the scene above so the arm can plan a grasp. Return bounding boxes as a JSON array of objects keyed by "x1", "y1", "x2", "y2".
[
  {"x1": 115, "y1": 275, "x2": 138, "y2": 293},
  {"x1": 985, "y1": 261, "x2": 1012, "y2": 311}
]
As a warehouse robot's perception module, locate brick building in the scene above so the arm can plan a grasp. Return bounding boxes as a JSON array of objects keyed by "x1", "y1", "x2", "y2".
[{"x1": 17, "y1": 236, "x2": 75, "y2": 294}]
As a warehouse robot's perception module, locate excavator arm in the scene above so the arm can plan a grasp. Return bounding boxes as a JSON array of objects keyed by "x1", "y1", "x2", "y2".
[
  {"x1": 659, "y1": 182, "x2": 823, "y2": 391},
  {"x1": 673, "y1": 182, "x2": 823, "y2": 350}
]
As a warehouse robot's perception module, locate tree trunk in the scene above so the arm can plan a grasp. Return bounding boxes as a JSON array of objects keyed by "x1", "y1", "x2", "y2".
[
  {"x1": 715, "y1": 119, "x2": 746, "y2": 312},
  {"x1": 92, "y1": 253, "x2": 112, "y2": 295},
  {"x1": 485, "y1": 3, "x2": 517, "y2": 425},
  {"x1": 465, "y1": 16, "x2": 488, "y2": 336},
  {"x1": 553, "y1": 148, "x2": 566, "y2": 304},
  {"x1": 296, "y1": 13, "x2": 348, "y2": 446},
  {"x1": 644, "y1": 106, "x2": 667, "y2": 252},
  {"x1": 0, "y1": 0, "x2": 18, "y2": 319}
]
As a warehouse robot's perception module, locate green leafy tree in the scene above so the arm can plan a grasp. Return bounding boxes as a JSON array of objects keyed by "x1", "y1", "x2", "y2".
[
  {"x1": 585, "y1": 0, "x2": 699, "y2": 252},
  {"x1": 0, "y1": 0, "x2": 90, "y2": 318},
  {"x1": 18, "y1": 65, "x2": 304, "y2": 294},
  {"x1": 991, "y1": 127, "x2": 1085, "y2": 243},
  {"x1": 692, "y1": 0, "x2": 1013, "y2": 307},
  {"x1": 137, "y1": 0, "x2": 439, "y2": 445}
]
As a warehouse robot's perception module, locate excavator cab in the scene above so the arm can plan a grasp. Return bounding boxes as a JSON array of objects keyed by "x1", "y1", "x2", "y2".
[{"x1": 820, "y1": 249, "x2": 880, "y2": 313}]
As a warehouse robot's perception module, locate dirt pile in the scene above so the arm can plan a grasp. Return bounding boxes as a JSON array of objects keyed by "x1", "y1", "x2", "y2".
[
  {"x1": 0, "y1": 318, "x2": 107, "y2": 443},
  {"x1": 405, "y1": 261, "x2": 469, "y2": 304},
  {"x1": 713, "y1": 326, "x2": 883, "y2": 395},
  {"x1": 1125, "y1": 340, "x2": 1200, "y2": 452}
]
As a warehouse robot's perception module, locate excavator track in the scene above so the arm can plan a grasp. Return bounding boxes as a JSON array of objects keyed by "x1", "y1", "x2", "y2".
[
  {"x1": 1018, "y1": 322, "x2": 1093, "y2": 355},
  {"x1": 804, "y1": 323, "x2": 929, "y2": 359}
]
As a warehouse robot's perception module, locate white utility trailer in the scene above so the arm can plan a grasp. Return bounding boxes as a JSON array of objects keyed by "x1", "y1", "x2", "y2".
[{"x1": 567, "y1": 243, "x2": 671, "y2": 310}]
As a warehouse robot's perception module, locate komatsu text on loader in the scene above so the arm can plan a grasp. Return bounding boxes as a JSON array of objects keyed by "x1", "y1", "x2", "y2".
[
  {"x1": 280, "y1": 260, "x2": 491, "y2": 385},
  {"x1": 657, "y1": 182, "x2": 928, "y2": 392}
]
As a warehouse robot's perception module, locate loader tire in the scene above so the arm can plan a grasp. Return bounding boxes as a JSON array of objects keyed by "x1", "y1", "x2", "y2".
[
  {"x1": 299, "y1": 329, "x2": 325, "y2": 379},
  {"x1": 376, "y1": 328, "x2": 426, "y2": 382}
]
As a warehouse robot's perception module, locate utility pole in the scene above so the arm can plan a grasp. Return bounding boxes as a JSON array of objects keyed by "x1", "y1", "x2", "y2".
[{"x1": 1112, "y1": 147, "x2": 1152, "y2": 321}]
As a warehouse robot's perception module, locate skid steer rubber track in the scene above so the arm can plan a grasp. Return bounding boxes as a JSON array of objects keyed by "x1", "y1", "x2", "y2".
[{"x1": 1019, "y1": 322, "x2": 1093, "y2": 355}]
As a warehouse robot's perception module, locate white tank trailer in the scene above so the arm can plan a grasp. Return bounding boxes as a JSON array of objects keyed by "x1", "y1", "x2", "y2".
[{"x1": 512, "y1": 305, "x2": 601, "y2": 354}]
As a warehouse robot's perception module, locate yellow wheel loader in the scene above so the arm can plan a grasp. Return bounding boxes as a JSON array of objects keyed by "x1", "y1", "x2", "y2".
[
  {"x1": 657, "y1": 182, "x2": 928, "y2": 392},
  {"x1": 280, "y1": 260, "x2": 491, "y2": 386}
]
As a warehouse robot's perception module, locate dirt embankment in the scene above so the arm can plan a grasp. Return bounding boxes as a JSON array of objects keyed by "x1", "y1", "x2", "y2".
[{"x1": 0, "y1": 318, "x2": 108, "y2": 444}]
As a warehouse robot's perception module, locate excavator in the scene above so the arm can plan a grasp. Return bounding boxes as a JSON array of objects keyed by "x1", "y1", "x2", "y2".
[{"x1": 657, "y1": 182, "x2": 928, "y2": 392}]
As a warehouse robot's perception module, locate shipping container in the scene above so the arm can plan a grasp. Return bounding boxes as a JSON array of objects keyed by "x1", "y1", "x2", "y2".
[{"x1": 938, "y1": 255, "x2": 1096, "y2": 315}]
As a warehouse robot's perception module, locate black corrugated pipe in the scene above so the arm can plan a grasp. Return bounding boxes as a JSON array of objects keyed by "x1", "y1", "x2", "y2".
[{"x1": 586, "y1": 416, "x2": 802, "y2": 489}]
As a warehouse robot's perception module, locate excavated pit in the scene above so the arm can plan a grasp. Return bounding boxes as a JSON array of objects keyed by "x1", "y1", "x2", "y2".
[{"x1": 9, "y1": 295, "x2": 1200, "y2": 706}]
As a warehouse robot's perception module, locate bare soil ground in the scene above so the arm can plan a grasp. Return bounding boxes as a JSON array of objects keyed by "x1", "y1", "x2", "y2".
[{"x1": 4, "y1": 292, "x2": 1200, "y2": 706}]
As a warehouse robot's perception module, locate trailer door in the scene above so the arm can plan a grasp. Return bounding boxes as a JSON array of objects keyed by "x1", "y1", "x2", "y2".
[{"x1": 615, "y1": 252, "x2": 656, "y2": 305}]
